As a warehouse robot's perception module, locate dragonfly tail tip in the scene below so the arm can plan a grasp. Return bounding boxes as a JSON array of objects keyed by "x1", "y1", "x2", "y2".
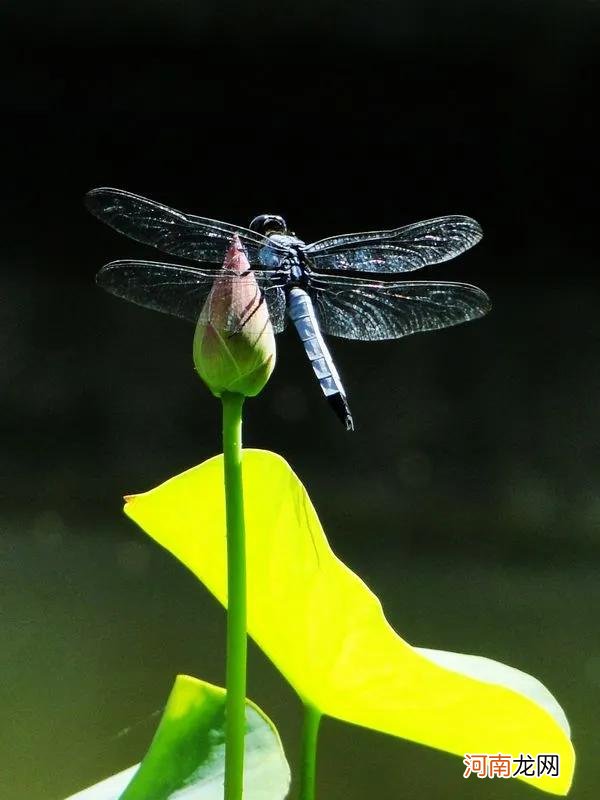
[{"x1": 328, "y1": 393, "x2": 354, "y2": 432}]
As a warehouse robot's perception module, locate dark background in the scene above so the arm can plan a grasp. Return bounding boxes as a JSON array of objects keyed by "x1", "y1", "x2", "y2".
[{"x1": 1, "y1": 2, "x2": 599, "y2": 799}]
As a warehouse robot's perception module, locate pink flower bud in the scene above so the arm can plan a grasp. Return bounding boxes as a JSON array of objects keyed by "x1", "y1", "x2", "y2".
[{"x1": 193, "y1": 235, "x2": 276, "y2": 397}]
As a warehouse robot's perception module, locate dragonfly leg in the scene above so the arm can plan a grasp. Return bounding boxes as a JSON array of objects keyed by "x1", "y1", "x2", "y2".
[{"x1": 227, "y1": 290, "x2": 267, "y2": 338}]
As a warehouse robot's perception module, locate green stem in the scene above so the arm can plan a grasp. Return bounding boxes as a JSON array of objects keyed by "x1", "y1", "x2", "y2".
[
  {"x1": 298, "y1": 704, "x2": 322, "y2": 800},
  {"x1": 222, "y1": 392, "x2": 247, "y2": 800}
]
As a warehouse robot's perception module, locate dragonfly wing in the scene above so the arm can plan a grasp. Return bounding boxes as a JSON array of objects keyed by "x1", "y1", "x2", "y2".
[
  {"x1": 86, "y1": 187, "x2": 290, "y2": 266},
  {"x1": 304, "y1": 216, "x2": 482, "y2": 273},
  {"x1": 309, "y1": 277, "x2": 490, "y2": 340},
  {"x1": 96, "y1": 260, "x2": 288, "y2": 332}
]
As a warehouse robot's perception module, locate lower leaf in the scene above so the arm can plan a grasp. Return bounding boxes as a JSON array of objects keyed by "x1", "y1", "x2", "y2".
[{"x1": 64, "y1": 674, "x2": 291, "y2": 800}]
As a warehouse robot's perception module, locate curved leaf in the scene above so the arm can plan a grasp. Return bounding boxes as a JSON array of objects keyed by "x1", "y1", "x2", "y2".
[
  {"x1": 64, "y1": 674, "x2": 290, "y2": 800},
  {"x1": 124, "y1": 450, "x2": 575, "y2": 795}
]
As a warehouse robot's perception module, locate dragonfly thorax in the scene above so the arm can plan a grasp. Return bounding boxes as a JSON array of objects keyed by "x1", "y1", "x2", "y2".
[
  {"x1": 267, "y1": 232, "x2": 306, "y2": 249},
  {"x1": 264, "y1": 233, "x2": 309, "y2": 285}
]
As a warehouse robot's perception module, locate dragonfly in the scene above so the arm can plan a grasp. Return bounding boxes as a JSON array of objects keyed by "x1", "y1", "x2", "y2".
[{"x1": 86, "y1": 188, "x2": 490, "y2": 431}]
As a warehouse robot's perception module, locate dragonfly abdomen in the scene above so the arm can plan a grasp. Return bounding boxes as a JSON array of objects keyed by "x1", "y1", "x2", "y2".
[{"x1": 287, "y1": 287, "x2": 354, "y2": 431}]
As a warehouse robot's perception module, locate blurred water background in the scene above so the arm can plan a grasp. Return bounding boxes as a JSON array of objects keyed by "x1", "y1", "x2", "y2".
[{"x1": 1, "y1": 0, "x2": 599, "y2": 798}]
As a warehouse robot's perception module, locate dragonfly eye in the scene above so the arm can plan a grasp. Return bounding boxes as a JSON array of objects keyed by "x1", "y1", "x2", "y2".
[{"x1": 249, "y1": 214, "x2": 287, "y2": 235}]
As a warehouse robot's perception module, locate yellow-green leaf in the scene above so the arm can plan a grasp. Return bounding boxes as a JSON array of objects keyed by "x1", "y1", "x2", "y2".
[
  {"x1": 64, "y1": 674, "x2": 290, "y2": 800},
  {"x1": 125, "y1": 450, "x2": 575, "y2": 795}
]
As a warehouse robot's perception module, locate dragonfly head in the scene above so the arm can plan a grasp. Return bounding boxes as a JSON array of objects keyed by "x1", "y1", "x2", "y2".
[{"x1": 249, "y1": 214, "x2": 288, "y2": 236}]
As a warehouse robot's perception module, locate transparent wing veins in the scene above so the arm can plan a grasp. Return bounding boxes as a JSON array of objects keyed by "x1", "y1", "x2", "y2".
[
  {"x1": 96, "y1": 259, "x2": 288, "y2": 332},
  {"x1": 309, "y1": 276, "x2": 491, "y2": 340},
  {"x1": 304, "y1": 215, "x2": 483, "y2": 274},
  {"x1": 85, "y1": 187, "x2": 290, "y2": 265}
]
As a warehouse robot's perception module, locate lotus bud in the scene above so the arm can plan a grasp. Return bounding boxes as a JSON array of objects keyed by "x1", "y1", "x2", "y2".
[{"x1": 193, "y1": 235, "x2": 276, "y2": 397}]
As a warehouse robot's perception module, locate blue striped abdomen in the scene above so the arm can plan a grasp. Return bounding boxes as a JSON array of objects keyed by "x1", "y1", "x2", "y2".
[{"x1": 287, "y1": 287, "x2": 354, "y2": 430}]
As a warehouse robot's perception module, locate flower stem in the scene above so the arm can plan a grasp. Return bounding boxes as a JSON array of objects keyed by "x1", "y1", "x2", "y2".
[
  {"x1": 298, "y1": 704, "x2": 322, "y2": 800},
  {"x1": 222, "y1": 391, "x2": 247, "y2": 800}
]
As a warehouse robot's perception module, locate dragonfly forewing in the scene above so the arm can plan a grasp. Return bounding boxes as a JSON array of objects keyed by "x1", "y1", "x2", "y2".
[
  {"x1": 85, "y1": 188, "x2": 290, "y2": 267},
  {"x1": 304, "y1": 216, "x2": 483, "y2": 273}
]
